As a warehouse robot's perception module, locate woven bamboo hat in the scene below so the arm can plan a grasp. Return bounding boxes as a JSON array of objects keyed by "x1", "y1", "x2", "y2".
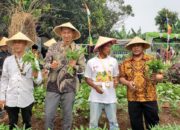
[
  {"x1": 93, "y1": 36, "x2": 116, "y2": 52},
  {"x1": 53, "y1": 22, "x2": 81, "y2": 40},
  {"x1": 0, "y1": 37, "x2": 8, "y2": 47},
  {"x1": 44, "y1": 38, "x2": 56, "y2": 47},
  {"x1": 6, "y1": 32, "x2": 34, "y2": 47},
  {"x1": 125, "y1": 36, "x2": 150, "y2": 50}
]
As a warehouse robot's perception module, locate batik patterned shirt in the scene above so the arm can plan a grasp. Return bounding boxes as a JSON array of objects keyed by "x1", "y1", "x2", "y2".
[{"x1": 119, "y1": 54, "x2": 157, "y2": 102}]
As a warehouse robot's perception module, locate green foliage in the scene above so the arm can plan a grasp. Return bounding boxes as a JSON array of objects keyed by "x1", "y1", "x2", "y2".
[
  {"x1": 0, "y1": 124, "x2": 9, "y2": 130},
  {"x1": 155, "y1": 8, "x2": 179, "y2": 33},
  {"x1": 38, "y1": 0, "x2": 133, "y2": 41},
  {"x1": 66, "y1": 46, "x2": 86, "y2": 76},
  {"x1": 157, "y1": 82, "x2": 180, "y2": 110},
  {"x1": 116, "y1": 85, "x2": 127, "y2": 108},
  {"x1": 146, "y1": 59, "x2": 166, "y2": 74},
  {"x1": 73, "y1": 81, "x2": 90, "y2": 118},
  {"x1": 22, "y1": 50, "x2": 40, "y2": 72},
  {"x1": 33, "y1": 85, "x2": 46, "y2": 105},
  {"x1": 33, "y1": 85, "x2": 46, "y2": 119},
  {"x1": 150, "y1": 124, "x2": 180, "y2": 130},
  {"x1": 0, "y1": 124, "x2": 32, "y2": 130}
]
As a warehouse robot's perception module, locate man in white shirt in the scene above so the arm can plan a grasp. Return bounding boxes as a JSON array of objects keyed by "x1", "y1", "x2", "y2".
[
  {"x1": 84, "y1": 36, "x2": 119, "y2": 130},
  {"x1": 0, "y1": 32, "x2": 42, "y2": 130}
]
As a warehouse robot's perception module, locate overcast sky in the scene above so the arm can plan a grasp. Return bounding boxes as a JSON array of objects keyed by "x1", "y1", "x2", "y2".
[{"x1": 123, "y1": 0, "x2": 180, "y2": 33}]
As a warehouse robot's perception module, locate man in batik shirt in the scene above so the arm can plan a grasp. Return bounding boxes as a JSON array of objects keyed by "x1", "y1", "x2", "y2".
[{"x1": 119, "y1": 37, "x2": 163, "y2": 130}]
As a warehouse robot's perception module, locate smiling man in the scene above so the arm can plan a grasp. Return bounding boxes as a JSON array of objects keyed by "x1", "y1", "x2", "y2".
[
  {"x1": 44, "y1": 22, "x2": 85, "y2": 130},
  {"x1": 85, "y1": 36, "x2": 119, "y2": 130},
  {"x1": 119, "y1": 37, "x2": 163, "y2": 130},
  {"x1": 0, "y1": 32, "x2": 42, "y2": 130}
]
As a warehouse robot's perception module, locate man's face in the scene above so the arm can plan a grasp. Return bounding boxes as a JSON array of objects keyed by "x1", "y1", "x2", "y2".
[
  {"x1": 12, "y1": 40, "x2": 27, "y2": 53},
  {"x1": 99, "y1": 43, "x2": 112, "y2": 56},
  {"x1": 60, "y1": 28, "x2": 74, "y2": 45},
  {"x1": 131, "y1": 43, "x2": 144, "y2": 56}
]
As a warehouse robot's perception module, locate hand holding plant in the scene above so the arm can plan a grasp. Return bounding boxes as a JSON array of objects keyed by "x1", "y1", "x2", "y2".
[
  {"x1": 22, "y1": 50, "x2": 40, "y2": 75},
  {"x1": 66, "y1": 46, "x2": 86, "y2": 76},
  {"x1": 146, "y1": 59, "x2": 167, "y2": 81}
]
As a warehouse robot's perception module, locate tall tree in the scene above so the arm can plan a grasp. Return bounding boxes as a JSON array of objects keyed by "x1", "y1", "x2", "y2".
[
  {"x1": 155, "y1": 8, "x2": 178, "y2": 33},
  {"x1": 38, "y1": 0, "x2": 133, "y2": 43}
]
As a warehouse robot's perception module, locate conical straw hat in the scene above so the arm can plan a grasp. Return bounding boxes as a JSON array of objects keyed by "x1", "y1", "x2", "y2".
[
  {"x1": 53, "y1": 22, "x2": 81, "y2": 40},
  {"x1": 6, "y1": 32, "x2": 34, "y2": 47},
  {"x1": 125, "y1": 36, "x2": 150, "y2": 50},
  {"x1": 93, "y1": 36, "x2": 116, "y2": 52},
  {"x1": 44, "y1": 38, "x2": 56, "y2": 47},
  {"x1": 0, "y1": 37, "x2": 8, "y2": 47}
]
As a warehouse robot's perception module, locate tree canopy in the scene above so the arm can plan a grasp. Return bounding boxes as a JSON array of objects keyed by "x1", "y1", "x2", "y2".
[
  {"x1": 155, "y1": 8, "x2": 179, "y2": 33},
  {"x1": 0, "y1": 0, "x2": 133, "y2": 43}
]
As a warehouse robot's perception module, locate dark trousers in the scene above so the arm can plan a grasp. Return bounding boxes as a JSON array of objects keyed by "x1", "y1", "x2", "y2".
[
  {"x1": 6, "y1": 103, "x2": 33, "y2": 130},
  {"x1": 128, "y1": 101, "x2": 159, "y2": 130}
]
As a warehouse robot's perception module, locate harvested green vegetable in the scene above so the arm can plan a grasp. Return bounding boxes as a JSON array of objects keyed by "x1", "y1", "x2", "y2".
[
  {"x1": 66, "y1": 46, "x2": 86, "y2": 76},
  {"x1": 22, "y1": 50, "x2": 40, "y2": 72},
  {"x1": 146, "y1": 59, "x2": 166, "y2": 74}
]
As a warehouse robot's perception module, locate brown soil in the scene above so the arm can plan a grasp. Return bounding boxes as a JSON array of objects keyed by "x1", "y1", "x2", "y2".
[{"x1": 1, "y1": 107, "x2": 180, "y2": 130}]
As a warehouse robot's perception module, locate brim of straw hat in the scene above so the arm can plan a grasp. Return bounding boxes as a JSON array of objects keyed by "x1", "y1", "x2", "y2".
[
  {"x1": 6, "y1": 32, "x2": 34, "y2": 47},
  {"x1": 53, "y1": 22, "x2": 81, "y2": 40},
  {"x1": 0, "y1": 37, "x2": 8, "y2": 47},
  {"x1": 125, "y1": 37, "x2": 150, "y2": 50},
  {"x1": 93, "y1": 36, "x2": 117, "y2": 52},
  {"x1": 44, "y1": 38, "x2": 57, "y2": 47}
]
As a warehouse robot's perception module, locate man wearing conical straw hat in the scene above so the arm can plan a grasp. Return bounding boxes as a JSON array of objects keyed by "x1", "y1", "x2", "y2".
[
  {"x1": 0, "y1": 32, "x2": 42, "y2": 130},
  {"x1": 44, "y1": 22, "x2": 85, "y2": 130},
  {"x1": 119, "y1": 37, "x2": 163, "y2": 130},
  {"x1": 84, "y1": 36, "x2": 119, "y2": 129}
]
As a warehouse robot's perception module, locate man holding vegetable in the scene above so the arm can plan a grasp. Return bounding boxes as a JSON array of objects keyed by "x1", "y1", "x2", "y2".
[
  {"x1": 0, "y1": 32, "x2": 42, "y2": 130},
  {"x1": 84, "y1": 36, "x2": 119, "y2": 130},
  {"x1": 119, "y1": 37, "x2": 163, "y2": 130},
  {"x1": 44, "y1": 22, "x2": 85, "y2": 130}
]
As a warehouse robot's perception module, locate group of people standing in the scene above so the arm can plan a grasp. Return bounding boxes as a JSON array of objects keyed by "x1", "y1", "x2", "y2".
[{"x1": 0, "y1": 22, "x2": 163, "y2": 130}]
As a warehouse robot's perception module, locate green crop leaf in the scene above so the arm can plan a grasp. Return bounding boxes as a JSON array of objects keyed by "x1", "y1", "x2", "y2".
[
  {"x1": 66, "y1": 46, "x2": 86, "y2": 76},
  {"x1": 22, "y1": 50, "x2": 40, "y2": 72}
]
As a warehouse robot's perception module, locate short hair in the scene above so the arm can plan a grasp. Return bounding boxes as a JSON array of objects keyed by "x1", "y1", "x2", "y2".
[{"x1": 32, "y1": 44, "x2": 38, "y2": 50}]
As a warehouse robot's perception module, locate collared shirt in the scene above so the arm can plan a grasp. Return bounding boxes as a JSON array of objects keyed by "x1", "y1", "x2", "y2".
[
  {"x1": 44, "y1": 41, "x2": 85, "y2": 93},
  {"x1": 119, "y1": 54, "x2": 157, "y2": 102},
  {"x1": 0, "y1": 55, "x2": 42, "y2": 108}
]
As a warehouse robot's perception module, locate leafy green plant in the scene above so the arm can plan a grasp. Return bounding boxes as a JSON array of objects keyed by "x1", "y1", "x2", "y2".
[
  {"x1": 66, "y1": 46, "x2": 86, "y2": 76},
  {"x1": 22, "y1": 50, "x2": 40, "y2": 72},
  {"x1": 73, "y1": 81, "x2": 90, "y2": 118},
  {"x1": 146, "y1": 59, "x2": 166, "y2": 74},
  {"x1": 116, "y1": 85, "x2": 128, "y2": 110},
  {"x1": 150, "y1": 124, "x2": 180, "y2": 130},
  {"x1": 0, "y1": 124, "x2": 9, "y2": 130},
  {"x1": 157, "y1": 82, "x2": 180, "y2": 103},
  {"x1": 33, "y1": 85, "x2": 46, "y2": 119}
]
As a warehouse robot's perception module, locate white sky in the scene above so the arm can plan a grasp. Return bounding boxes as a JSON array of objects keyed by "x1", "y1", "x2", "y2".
[{"x1": 123, "y1": 0, "x2": 180, "y2": 33}]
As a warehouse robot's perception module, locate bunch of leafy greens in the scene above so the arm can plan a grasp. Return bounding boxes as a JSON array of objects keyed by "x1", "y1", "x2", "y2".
[
  {"x1": 66, "y1": 46, "x2": 86, "y2": 76},
  {"x1": 22, "y1": 50, "x2": 40, "y2": 72},
  {"x1": 146, "y1": 59, "x2": 165, "y2": 74}
]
